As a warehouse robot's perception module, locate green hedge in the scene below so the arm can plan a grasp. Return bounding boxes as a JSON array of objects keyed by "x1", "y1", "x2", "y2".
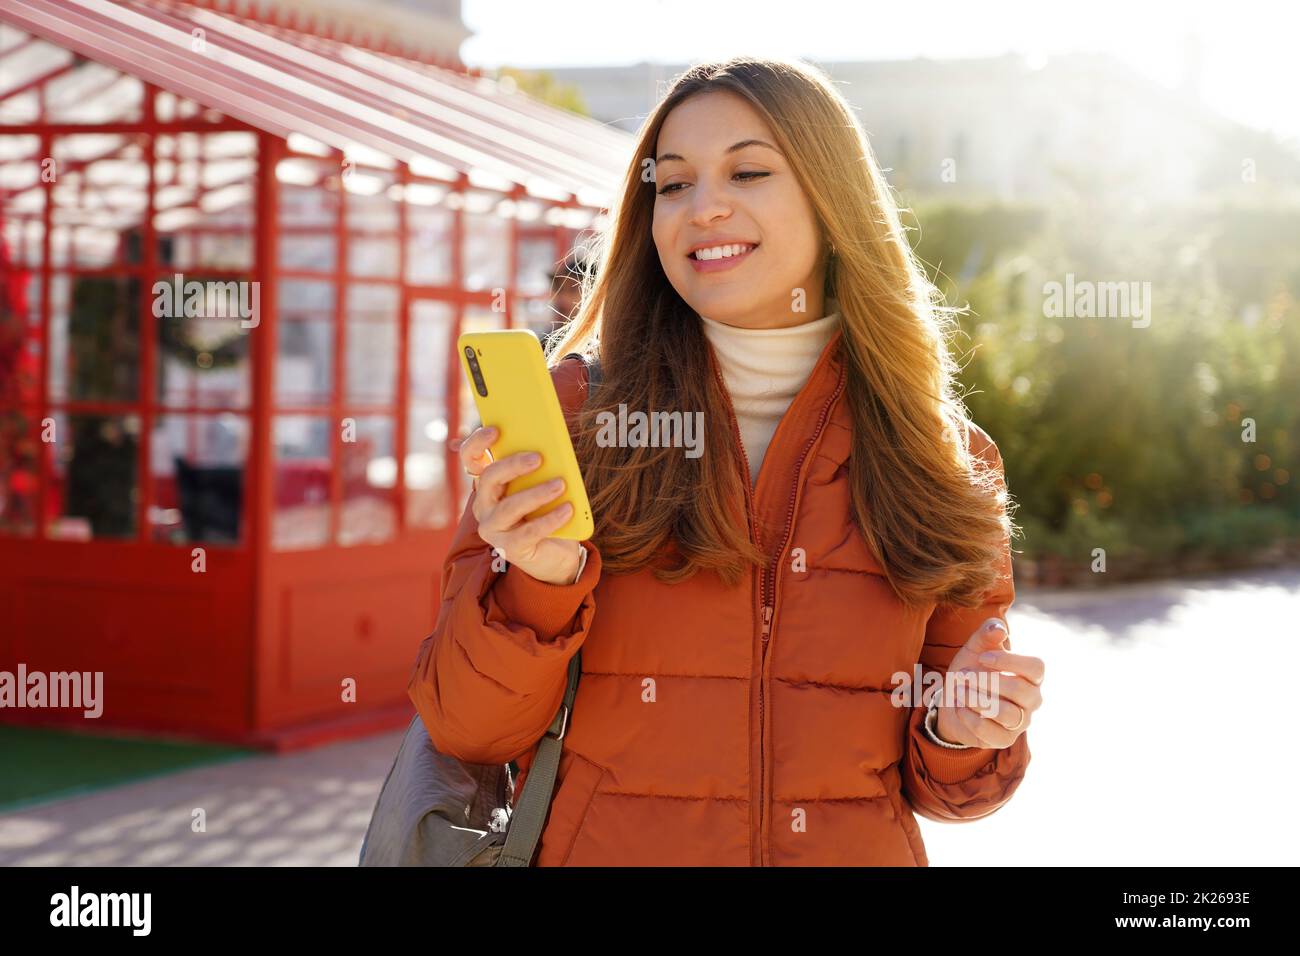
[{"x1": 908, "y1": 199, "x2": 1300, "y2": 576}]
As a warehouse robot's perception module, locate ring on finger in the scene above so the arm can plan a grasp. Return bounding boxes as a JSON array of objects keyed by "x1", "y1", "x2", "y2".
[{"x1": 981, "y1": 699, "x2": 1025, "y2": 733}]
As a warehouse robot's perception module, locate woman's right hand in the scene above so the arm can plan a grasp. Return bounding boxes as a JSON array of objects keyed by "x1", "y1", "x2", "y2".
[{"x1": 452, "y1": 425, "x2": 584, "y2": 586}]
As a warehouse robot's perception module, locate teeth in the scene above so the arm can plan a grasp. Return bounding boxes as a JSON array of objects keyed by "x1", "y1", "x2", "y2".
[{"x1": 693, "y1": 243, "x2": 753, "y2": 261}]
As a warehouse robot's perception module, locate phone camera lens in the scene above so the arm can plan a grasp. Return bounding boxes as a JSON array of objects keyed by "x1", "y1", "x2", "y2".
[{"x1": 465, "y1": 347, "x2": 487, "y2": 397}]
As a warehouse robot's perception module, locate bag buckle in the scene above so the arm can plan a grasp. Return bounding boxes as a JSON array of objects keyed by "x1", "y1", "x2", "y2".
[{"x1": 546, "y1": 704, "x2": 570, "y2": 740}]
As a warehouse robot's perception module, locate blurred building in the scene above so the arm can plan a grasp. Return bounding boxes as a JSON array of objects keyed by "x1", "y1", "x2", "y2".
[{"x1": 546, "y1": 53, "x2": 1299, "y2": 202}]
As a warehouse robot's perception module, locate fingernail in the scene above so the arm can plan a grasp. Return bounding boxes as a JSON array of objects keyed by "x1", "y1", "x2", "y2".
[
  {"x1": 978, "y1": 651, "x2": 998, "y2": 665},
  {"x1": 526, "y1": 453, "x2": 541, "y2": 465},
  {"x1": 987, "y1": 619, "x2": 1006, "y2": 633}
]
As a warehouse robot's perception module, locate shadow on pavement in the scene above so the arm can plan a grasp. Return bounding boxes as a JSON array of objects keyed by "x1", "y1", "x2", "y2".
[
  {"x1": 1015, "y1": 565, "x2": 1300, "y2": 643},
  {"x1": 0, "y1": 728, "x2": 405, "y2": 866}
]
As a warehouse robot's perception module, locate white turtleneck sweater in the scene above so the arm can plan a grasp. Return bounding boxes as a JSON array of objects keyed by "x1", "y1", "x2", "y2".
[{"x1": 699, "y1": 302, "x2": 841, "y2": 486}]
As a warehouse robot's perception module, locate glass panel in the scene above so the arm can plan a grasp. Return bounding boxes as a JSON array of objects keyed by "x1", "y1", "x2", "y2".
[
  {"x1": 0, "y1": 409, "x2": 39, "y2": 536},
  {"x1": 406, "y1": 202, "x2": 452, "y2": 285},
  {"x1": 46, "y1": 64, "x2": 143, "y2": 124},
  {"x1": 0, "y1": 134, "x2": 44, "y2": 271},
  {"x1": 278, "y1": 156, "x2": 339, "y2": 273},
  {"x1": 279, "y1": 230, "x2": 338, "y2": 272},
  {"x1": 149, "y1": 414, "x2": 248, "y2": 544},
  {"x1": 346, "y1": 170, "x2": 399, "y2": 278},
  {"x1": 155, "y1": 132, "x2": 257, "y2": 272},
  {"x1": 339, "y1": 414, "x2": 396, "y2": 546},
  {"x1": 46, "y1": 413, "x2": 140, "y2": 540},
  {"x1": 345, "y1": 283, "x2": 398, "y2": 405},
  {"x1": 0, "y1": 92, "x2": 38, "y2": 126},
  {"x1": 276, "y1": 280, "x2": 335, "y2": 407},
  {"x1": 462, "y1": 205, "x2": 510, "y2": 291},
  {"x1": 154, "y1": 90, "x2": 181, "y2": 123},
  {"x1": 48, "y1": 273, "x2": 141, "y2": 403},
  {"x1": 52, "y1": 134, "x2": 146, "y2": 269},
  {"x1": 347, "y1": 235, "x2": 398, "y2": 278},
  {"x1": 0, "y1": 34, "x2": 68, "y2": 124},
  {"x1": 155, "y1": 276, "x2": 252, "y2": 408},
  {"x1": 272, "y1": 414, "x2": 331, "y2": 550},
  {"x1": 407, "y1": 300, "x2": 453, "y2": 530},
  {"x1": 516, "y1": 236, "x2": 557, "y2": 296}
]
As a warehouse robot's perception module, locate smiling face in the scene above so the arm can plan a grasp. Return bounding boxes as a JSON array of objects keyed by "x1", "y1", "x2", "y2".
[{"x1": 651, "y1": 89, "x2": 827, "y2": 329}]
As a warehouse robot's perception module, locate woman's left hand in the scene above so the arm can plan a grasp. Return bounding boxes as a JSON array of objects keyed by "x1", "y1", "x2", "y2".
[{"x1": 932, "y1": 618, "x2": 1045, "y2": 749}]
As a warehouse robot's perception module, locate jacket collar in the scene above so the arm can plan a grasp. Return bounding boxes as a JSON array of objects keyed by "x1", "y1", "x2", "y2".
[{"x1": 708, "y1": 325, "x2": 849, "y2": 543}]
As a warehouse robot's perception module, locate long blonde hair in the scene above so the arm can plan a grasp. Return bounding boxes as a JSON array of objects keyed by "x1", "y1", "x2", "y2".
[{"x1": 548, "y1": 56, "x2": 1014, "y2": 609}]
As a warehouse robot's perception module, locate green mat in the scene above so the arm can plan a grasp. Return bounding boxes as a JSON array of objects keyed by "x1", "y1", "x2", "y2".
[{"x1": 0, "y1": 726, "x2": 254, "y2": 813}]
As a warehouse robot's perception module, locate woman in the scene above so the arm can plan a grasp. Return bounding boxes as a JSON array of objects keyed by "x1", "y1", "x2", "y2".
[{"x1": 410, "y1": 57, "x2": 1045, "y2": 866}]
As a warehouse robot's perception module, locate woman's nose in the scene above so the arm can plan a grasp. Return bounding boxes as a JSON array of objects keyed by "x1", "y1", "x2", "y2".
[{"x1": 688, "y1": 180, "x2": 732, "y2": 225}]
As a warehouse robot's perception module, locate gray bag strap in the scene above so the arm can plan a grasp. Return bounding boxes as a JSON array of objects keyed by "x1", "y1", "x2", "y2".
[
  {"x1": 496, "y1": 351, "x2": 598, "y2": 866},
  {"x1": 559, "y1": 351, "x2": 601, "y2": 389},
  {"x1": 496, "y1": 650, "x2": 582, "y2": 866}
]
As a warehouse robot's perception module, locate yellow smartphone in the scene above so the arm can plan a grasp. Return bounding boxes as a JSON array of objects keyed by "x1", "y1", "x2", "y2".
[{"x1": 457, "y1": 329, "x2": 594, "y2": 540}]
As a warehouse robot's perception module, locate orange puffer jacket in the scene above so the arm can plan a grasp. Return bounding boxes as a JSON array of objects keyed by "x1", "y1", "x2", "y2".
[{"x1": 408, "y1": 332, "x2": 1030, "y2": 866}]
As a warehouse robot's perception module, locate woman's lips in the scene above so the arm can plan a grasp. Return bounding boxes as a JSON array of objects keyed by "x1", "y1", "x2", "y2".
[{"x1": 688, "y1": 244, "x2": 758, "y2": 273}]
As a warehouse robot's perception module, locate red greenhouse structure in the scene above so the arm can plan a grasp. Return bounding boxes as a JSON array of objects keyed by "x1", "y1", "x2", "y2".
[{"x1": 0, "y1": 0, "x2": 630, "y2": 747}]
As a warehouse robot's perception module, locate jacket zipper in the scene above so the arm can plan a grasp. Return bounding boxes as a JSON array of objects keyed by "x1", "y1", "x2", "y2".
[
  {"x1": 711, "y1": 359, "x2": 763, "y2": 865},
  {"x1": 765, "y1": 367, "x2": 847, "y2": 617},
  {"x1": 712, "y1": 356, "x2": 846, "y2": 866}
]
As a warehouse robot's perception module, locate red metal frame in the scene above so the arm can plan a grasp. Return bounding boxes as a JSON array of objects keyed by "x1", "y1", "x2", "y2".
[
  {"x1": 0, "y1": 2, "x2": 614, "y2": 748},
  {"x1": 137, "y1": 83, "x2": 157, "y2": 542}
]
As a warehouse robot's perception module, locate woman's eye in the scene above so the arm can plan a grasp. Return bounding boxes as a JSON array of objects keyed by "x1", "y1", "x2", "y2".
[{"x1": 656, "y1": 171, "x2": 768, "y2": 195}]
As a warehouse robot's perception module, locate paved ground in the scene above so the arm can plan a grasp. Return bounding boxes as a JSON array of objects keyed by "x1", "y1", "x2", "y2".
[
  {"x1": 0, "y1": 729, "x2": 403, "y2": 866},
  {"x1": 919, "y1": 565, "x2": 1300, "y2": 866},
  {"x1": 1, "y1": 566, "x2": 1295, "y2": 866}
]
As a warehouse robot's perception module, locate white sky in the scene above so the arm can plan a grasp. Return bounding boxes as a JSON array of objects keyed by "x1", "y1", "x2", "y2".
[{"x1": 461, "y1": 0, "x2": 1300, "y2": 145}]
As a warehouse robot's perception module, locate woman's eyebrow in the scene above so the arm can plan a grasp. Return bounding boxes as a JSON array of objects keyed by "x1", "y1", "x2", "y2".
[{"x1": 655, "y1": 139, "x2": 780, "y2": 164}]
